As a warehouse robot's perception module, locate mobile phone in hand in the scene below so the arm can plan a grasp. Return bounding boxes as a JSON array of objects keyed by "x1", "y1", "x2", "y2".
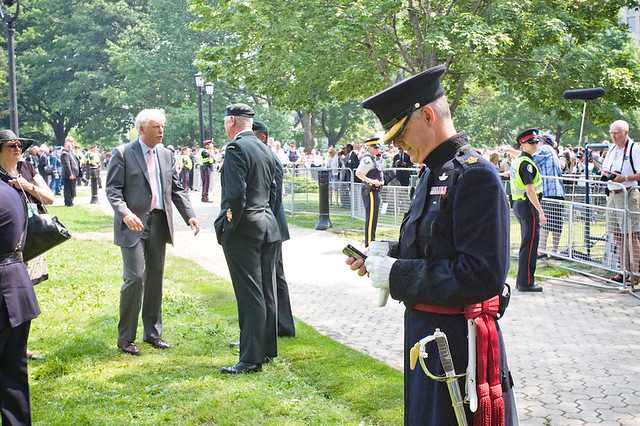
[{"x1": 342, "y1": 244, "x2": 367, "y2": 260}]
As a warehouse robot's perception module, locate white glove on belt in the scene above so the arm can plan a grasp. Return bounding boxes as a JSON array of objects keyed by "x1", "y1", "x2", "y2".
[{"x1": 365, "y1": 255, "x2": 396, "y2": 290}]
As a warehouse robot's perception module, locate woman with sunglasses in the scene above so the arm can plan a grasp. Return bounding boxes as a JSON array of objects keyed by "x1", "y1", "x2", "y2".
[{"x1": 0, "y1": 129, "x2": 41, "y2": 425}]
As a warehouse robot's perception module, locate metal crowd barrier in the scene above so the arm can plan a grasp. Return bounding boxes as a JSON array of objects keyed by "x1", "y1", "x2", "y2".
[{"x1": 213, "y1": 164, "x2": 640, "y2": 293}]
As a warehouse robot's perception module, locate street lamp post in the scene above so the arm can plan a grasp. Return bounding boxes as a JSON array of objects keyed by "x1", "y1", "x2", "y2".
[
  {"x1": 194, "y1": 72, "x2": 205, "y2": 148},
  {"x1": 0, "y1": 0, "x2": 20, "y2": 134},
  {"x1": 205, "y1": 82, "x2": 213, "y2": 141}
]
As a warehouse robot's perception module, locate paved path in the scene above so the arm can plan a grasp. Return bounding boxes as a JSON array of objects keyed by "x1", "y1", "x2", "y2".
[{"x1": 78, "y1": 184, "x2": 640, "y2": 425}]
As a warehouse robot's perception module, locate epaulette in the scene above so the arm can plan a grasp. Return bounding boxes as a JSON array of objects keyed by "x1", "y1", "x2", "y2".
[{"x1": 455, "y1": 146, "x2": 485, "y2": 172}]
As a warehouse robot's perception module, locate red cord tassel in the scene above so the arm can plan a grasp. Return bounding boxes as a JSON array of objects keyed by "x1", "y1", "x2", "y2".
[
  {"x1": 475, "y1": 383, "x2": 492, "y2": 426},
  {"x1": 490, "y1": 384, "x2": 505, "y2": 426}
]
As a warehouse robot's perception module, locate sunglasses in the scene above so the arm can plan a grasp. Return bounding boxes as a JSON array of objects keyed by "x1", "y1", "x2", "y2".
[
  {"x1": 393, "y1": 105, "x2": 422, "y2": 145},
  {"x1": 4, "y1": 141, "x2": 21, "y2": 149}
]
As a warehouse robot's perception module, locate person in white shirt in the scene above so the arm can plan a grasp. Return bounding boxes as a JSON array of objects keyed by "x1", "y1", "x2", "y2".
[{"x1": 601, "y1": 119, "x2": 640, "y2": 285}]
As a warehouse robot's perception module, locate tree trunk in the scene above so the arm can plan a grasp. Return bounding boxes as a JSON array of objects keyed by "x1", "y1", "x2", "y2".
[
  {"x1": 555, "y1": 125, "x2": 562, "y2": 147},
  {"x1": 301, "y1": 112, "x2": 315, "y2": 153},
  {"x1": 51, "y1": 120, "x2": 68, "y2": 146}
]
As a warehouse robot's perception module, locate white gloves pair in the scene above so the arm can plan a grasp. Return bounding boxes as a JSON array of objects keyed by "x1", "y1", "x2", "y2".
[{"x1": 365, "y1": 241, "x2": 396, "y2": 293}]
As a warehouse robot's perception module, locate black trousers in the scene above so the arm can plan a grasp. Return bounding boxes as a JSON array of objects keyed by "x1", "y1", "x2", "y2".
[
  {"x1": 0, "y1": 321, "x2": 31, "y2": 426},
  {"x1": 223, "y1": 235, "x2": 277, "y2": 364},
  {"x1": 514, "y1": 200, "x2": 540, "y2": 289},
  {"x1": 63, "y1": 178, "x2": 77, "y2": 206},
  {"x1": 274, "y1": 242, "x2": 295, "y2": 337},
  {"x1": 200, "y1": 165, "x2": 212, "y2": 201},
  {"x1": 118, "y1": 211, "x2": 170, "y2": 344},
  {"x1": 89, "y1": 168, "x2": 99, "y2": 203},
  {"x1": 362, "y1": 187, "x2": 381, "y2": 247}
]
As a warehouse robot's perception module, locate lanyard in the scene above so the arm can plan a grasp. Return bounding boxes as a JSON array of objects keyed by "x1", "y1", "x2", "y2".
[{"x1": 616, "y1": 141, "x2": 630, "y2": 174}]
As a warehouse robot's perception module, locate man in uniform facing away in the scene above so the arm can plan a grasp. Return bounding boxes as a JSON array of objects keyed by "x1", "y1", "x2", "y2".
[
  {"x1": 106, "y1": 109, "x2": 200, "y2": 355},
  {"x1": 356, "y1": 138, "x2": 385, "y2": 247},
  {"x1": 346, "y1": 65, "x2": 517, "y2": 425},
  {"x1": 215, "y1": 104, "x2": 281, "y2": 374},
  {"x1": 253, "y1": 120, "x2": 296, "y2": 338}
]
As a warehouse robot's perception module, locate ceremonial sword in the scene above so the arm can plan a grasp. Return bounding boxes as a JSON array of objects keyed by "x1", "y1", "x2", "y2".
[{"x1": 410, "y1": 328, "x2": 469, "y2": 426}]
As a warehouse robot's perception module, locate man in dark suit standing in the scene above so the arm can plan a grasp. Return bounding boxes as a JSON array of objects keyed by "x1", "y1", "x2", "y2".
[
  {"x1": 253, "y1": 120, "x2": 295, "y2": 338},
  {"x1": 393, "y1": 147, "x2": 413, "y2": 186},
  {"x1": 215, "y1": 104, "x2": 280, "y2": 374},
  {"x1": 106, "y1": 109, "x2": 200, "y2": 356},
  {"x1": 60, "y1": 136, "x2": 80, "y2": 207}
]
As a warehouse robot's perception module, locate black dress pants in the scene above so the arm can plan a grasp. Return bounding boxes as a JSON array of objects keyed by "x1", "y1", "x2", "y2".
[
  {"x1": 514, "y1": 200, "x2": 540, "y2": 289},
  {"x1": 0, "y1": 321, "x2": 31, "y2": 426},
  {"x1": 223, "y1": 234, "x2": 277, "y2": 364},
  {"x1": 362, "y1": 187, "x2": 381, "y2": 247},
  {"x1": 63, "y1": 178, "x2": 76, "y2": 206},
  {"x1": 89, "y1": 168, "x2": 99, "y2": 203},
  {"x1": 274, "y1": 242, "x2": 295, "y2": 337},
  {"x1": 200, "y1": 165, "x2": 212, "y2": 201}
]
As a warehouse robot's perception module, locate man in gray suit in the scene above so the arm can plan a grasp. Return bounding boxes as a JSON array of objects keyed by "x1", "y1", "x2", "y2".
[
  {"x1": 106, "y1": 109, "x2": 200, "y2": 355},
  {"x1": 215, "y1": 104, "x2": 280, "y2": 374}
]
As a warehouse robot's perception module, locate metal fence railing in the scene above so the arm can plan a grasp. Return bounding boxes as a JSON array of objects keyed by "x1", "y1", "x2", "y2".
[{"x1": 212, "y1": 165, "x2": 640, "y2": 293}]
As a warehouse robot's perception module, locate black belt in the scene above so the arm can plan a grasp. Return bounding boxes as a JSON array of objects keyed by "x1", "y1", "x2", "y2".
[
  {"x1": 0, "y1": 252, "x2": 23, "y2": 266},
  {"x1": 149, "y1": 209, "x2": 165, "y2": 215}
]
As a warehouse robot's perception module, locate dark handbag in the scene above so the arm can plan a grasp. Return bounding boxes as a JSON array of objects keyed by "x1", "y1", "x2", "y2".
[
  {"x1": 23, "y1": 210, "x2": 71, "y2": 262},
  {"x1": 16, "y1": 181, "x2": 71, "y2": 262}
]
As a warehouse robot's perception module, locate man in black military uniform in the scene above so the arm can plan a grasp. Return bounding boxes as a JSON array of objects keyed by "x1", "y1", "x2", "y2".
[
  {"x1": 346, "y1": 65, "x2": 517, "y2": 425},
  {"x1": 200, "y1": 139, "x2": 214, "y2": 203},
  {"x1": 356, "y1": 138, "x2": 384, "y2": 247},
  {"x1": 253, "y1": 120, "x2": 296, "y2": 337},
  {"x1": 215, "y1": 104, "x2": 281, "y2": 374}
]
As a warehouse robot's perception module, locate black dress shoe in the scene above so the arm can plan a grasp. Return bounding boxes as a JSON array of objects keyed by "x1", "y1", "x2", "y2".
[
  {"x1": 220, "y1": 362, "x2": 262, "y2": 374},
  {"x1": 517, "y1": 285, "x2": 543, "y2": 292},
  {"x1": 228, "y1": 341, "x2": 240, "y2": 349},
  {"x1": 144, "y1": 338, "x2": 171, "y2": 349},
  {"x1": 118, "y1": 341, "x2": 141, "y2": 356}
]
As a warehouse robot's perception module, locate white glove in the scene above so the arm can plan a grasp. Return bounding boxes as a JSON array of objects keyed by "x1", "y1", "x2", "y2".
[
  {"x1": 365, "y1": 255, "x2": 396, "y2": 290},
  {"x1": 368, "y1": 240, "x2": 391, "y2": 257}
]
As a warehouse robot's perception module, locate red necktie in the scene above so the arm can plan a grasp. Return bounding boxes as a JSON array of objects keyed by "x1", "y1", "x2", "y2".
[{"x1": 146, "y1": 149, "x2": 158, "y2": 208}]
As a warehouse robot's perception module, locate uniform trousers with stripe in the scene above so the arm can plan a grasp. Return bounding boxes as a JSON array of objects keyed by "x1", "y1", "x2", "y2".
[
  {"x1": 513, "y1": 199, "x2": 540, "y2": 289},
  {"x1": 362, "y1": 186, "x2": 380, "y2": 247}
]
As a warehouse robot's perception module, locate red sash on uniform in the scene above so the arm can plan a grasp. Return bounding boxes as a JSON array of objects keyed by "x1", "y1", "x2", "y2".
[{"x1": 413, "y1": 296, "x2": 505, "y2": 426}]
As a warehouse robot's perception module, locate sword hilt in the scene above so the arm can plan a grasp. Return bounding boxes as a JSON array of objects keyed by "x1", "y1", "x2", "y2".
[{"x1": 434, "y1": 330, "x2": 455, "y2": 376}]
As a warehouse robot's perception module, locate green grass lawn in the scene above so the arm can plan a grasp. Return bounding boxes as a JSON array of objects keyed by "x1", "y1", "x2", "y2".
[
  {"x1": 28, "y1": 209, "x2": 403, "y2": 425},
  {"x1": 48, "y1": 204, "x2": 113, "y2": 233}
]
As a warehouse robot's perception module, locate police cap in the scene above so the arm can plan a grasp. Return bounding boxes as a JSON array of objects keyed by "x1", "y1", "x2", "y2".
[
  {"x1": 517, "y1": 128, "x2": 542, "y2": 145},
  {"x1": 364, "y1": 136, "x2": 381, "y2": 149},
  {"x1": 225, "y1": 103, "x2": 255, "y2": 118},
  {"x1": 252, "y1": 120, "x2": 268, "y2": 134},
  {"x1": 361, "y1": 64, "x2": 446, "y2": 144},
  {"x1": 203, "y1": 139, "x2": 212, "y2": 146}
]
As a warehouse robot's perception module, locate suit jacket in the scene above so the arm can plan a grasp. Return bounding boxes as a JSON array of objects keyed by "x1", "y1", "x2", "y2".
[
  {"x1": 271, "y1": 152, "x2": 290, "y2": 242},
  {"x1": 0, "y1": 179, "x2": 39, "y2": 332},
  {"x1": 215, "y1": 131, "x2": 281, "y2": 245},
  {"x1": 60, "y1": 149, "x2": 80, "y2": 180},
  {"x1": 106, "y1": 140, "x2": 196, "y2": 248}
]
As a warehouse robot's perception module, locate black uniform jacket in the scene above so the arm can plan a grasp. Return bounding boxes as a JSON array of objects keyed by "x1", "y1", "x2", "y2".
[
  {"x1": 0, "y1": 179, "x2": 40, "y2": 332},
  {"x1": 271, "y1": 153, "x2": 290, "y2": 242},
  {"x1": 389, "y1": 133, "x2": 510, "y2": 307},
  {"x1": 215, "y1": 131, "x2": 281, "y2": 245}
]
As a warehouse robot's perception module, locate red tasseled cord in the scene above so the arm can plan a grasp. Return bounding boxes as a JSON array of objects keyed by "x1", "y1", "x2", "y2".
[
  {"x1": 490, "y1": 384, "x2": 505, "y2": 426},
  {"x1": 475, "y1": 383, "x2": 492, "y2": 426}
]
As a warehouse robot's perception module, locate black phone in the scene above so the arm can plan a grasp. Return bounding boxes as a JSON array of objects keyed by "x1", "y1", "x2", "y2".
[{"x1": 342, "y1": 244, "x2": 367, "y2": 260}]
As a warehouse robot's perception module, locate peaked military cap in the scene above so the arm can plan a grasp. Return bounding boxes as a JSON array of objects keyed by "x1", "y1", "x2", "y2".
[
  {"x1": 203, "y1": 139, "x2": 213, "y2": 146},
  {"x1": 361, "y1": 64, "x2": 446, "y2": 144},
  {"x1": 517, "y1": 128, "x2": 542, "y2": 144},
  {"x1": 225, "y1": 103, "x2": 255, "y2": 118},
  {"x1": 252, "y1": 120, "x2": 268, "y2": 133}
]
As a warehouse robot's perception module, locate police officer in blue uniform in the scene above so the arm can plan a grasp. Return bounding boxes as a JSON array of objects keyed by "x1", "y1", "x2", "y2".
[
  {"x1": 511, "y1": 128, "x2": 546, "y2": 292},
  {"x1": 215, "y1": 104, "x2": 281, "y2": 374},
  {"x1": 346, "y1": 65, "x2": 517, "y2": 425},
  {"x1": 356, "y1": 138, "x2": 384, "y2": 247}
]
